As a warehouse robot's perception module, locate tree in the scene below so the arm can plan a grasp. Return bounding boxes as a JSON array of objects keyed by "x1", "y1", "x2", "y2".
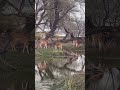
[
  {"x1": 36, "y1": 0, "x2": 85, "y2": 40},
  {"x1": 86, "y1": 0, "x2": 120, "y2": 27},
  {"x1": 0, "y1": 0, "x2": 35, "y2": 33}
]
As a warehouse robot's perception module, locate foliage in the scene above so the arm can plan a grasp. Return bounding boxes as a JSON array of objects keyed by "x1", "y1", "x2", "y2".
[
  {"x1": 36, "y1": 0, "x2": 85, "y2": 38},
  {"x1": 86, "y1": 0, "x2": 120, "y2": 26},
  {"x1": 35, "y1": 48, "x2": 64, "y2": 63}
]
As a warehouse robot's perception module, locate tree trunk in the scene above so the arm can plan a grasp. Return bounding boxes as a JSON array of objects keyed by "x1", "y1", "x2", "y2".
[
  {"x1": 24, "y1": 15, "x2": 35, "y2": 33},
  {"x1": 45, "y1": 0, "x2": 59, "y2": 40}
]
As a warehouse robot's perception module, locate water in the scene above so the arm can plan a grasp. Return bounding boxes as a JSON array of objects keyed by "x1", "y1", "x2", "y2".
[
  {"x1": 35, "y1": 54, "x2": 85, "y2": 90},
  {"x1": 35, "y1": 79, "x2": 54, "y2": 90}
]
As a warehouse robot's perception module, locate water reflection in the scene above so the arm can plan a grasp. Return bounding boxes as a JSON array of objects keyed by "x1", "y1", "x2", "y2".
[{"x1": 35, "y1": 55, "x2": 85, "y2": 90}]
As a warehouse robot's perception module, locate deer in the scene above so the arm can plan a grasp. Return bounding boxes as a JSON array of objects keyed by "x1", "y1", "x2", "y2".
[
  {"x1": 36, "y1": 61, "x2": 48, "y2": 80},
  {"x1": 35, "y1": 39, "x2": 39, "y2": 48},
  {"x1": 72, "y1": 39, "x2": 81, "y2": 48},
  {"x1": 9, "y1": 32, "x2": 30, "y2": 54},
  {"x1": 54, "y1": 41, "x2": 63, "y2": 50},
  {"x1": 90, "y1": 33, "x2": 105, "y2": 51},
  {"x1": 70, "y1": 33, "x2": 83, "y2": 48},
  {"x1": 38, "y1": 39, "x2": 48, "y2": 49}
]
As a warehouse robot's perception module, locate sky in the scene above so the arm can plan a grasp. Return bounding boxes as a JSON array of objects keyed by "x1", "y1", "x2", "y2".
[{"x1": 70, "y1": 2, "x2": 85, "y2": 21}]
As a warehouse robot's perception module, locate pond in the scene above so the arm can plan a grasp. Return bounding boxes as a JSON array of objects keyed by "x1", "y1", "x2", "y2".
[{"x1": 35, "y1": 56, "x2": 85, "y2": 90}]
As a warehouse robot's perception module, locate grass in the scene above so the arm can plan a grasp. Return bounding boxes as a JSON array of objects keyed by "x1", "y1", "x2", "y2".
[
  {"x1": 50, "y1": 74, "x2": 85, "y2": 90},
  {"x1": 0, "y1": 51, "x2": 34, "y2": 86},
  {"x1": 35, "y1": 44, "x2": 85, "y2": 63},
  {"x1": 64, "y1": 43, "x2": 85, "y2": 53},
  {"x1": 35, "y1": 44, "x2": 85, "y2": 90}
]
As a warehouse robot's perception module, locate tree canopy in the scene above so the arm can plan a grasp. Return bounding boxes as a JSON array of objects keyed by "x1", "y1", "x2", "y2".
[{"x1": 35, "y1": 0, "x2": 85, "y2": 39}]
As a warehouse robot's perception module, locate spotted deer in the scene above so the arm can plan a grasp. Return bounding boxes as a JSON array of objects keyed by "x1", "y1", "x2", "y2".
[
  {"x1": 54, "y1": 41, "x2": 63, "y2": 50},
  {"x1": 9, "y1": 32, "x2": 30, "y2": 53},
  {"x1": 73, "y1": 39, "x2": 80, "y2": 48},
  {"x1": 38, "y1": 39, "x2": 48, "y2": 49},
  {"x1": 91, "y1": 33, "x2": 105, "y2": 51},
  {"x1": 37, "y1": 61, "x2": 48, "y2": 80}
]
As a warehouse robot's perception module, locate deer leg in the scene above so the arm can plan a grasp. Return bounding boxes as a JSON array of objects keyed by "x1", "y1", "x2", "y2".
[
  {"x1": 60, "y1": 46, "x2": 63, "y2": 50},
  {"x1": 24, "y1": 82, "x2": 28, "y2": 90},
  {"x1": 92, "y1": 37, "x2": 96, "y2": 48},
  {"x1": 55, "y1": 46, "x2": 57, "y2": 49},
  {"x1": 39, "y1": 71, "x2": 44, "y2": 80},
  {"x1": 11, "y1": 45, "x2": 14, "y2": 51},
  {"x1": 13, "y1": 45, "x2": 16, "y2": 51},
  {"x1": 44, "y1": 45, "x2": 46, "y2": 48},
  {"x1": 26, "y1": 45, "x2": 29, "y2": 54},
  {"x1": 45, "y1": 44, "x2": 47, "y2": 49},
  {"x1": 59, "y1": 47, "x2": 61, "y2": 50},
  {"x1": 25, "y1": 43, "x2": 29, "y2": 54},
  {"x1": 42, "y1": 70, "x2": 47, "y2": 77},
  {"x1": 23, "y1": 43, "x2": 29, "y2": 54},
  {"x1": 30, "y1": 45, "x2": 33, "y2": 52},
  {"x1": 72, "y1": 41, "x2": 75, "y2": 46},
  {"x1": 98, "y1": 41, "x2": 102, "y2": 51},
  {"x1": 23, "y1": 44, "x2": 25, "y2": 53},
  {"x1": 75, "y1": 41, "x2": 78, "y2": 48},
  {"x1": 12, "y1": 43, "x2": 17, "y2": 52},
  {"x1": 75, "y1": 43, "x2": 77, "y2": 48},
  {"x1": 40, "y1": 44, "x2": 42, "y2": 48}
]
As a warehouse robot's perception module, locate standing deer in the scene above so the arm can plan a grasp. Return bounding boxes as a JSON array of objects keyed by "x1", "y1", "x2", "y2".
[
  {"x1": 35, "y1": 61, "x2": 55, "y2": 81},
  {"x1": 9, "y1": 32, "x2": 30, "y2": 53},
  {"x1": 36, "y1": 61, "x2": 48, "y2": 80},
  {"x1": 91, "y1": 33, "x2": 105, "y2": 51},
  {"x1": 73, "y1": 39, "x2": 80, "y2": 48},
  {"x1": 54, "y1": 41, "x2": 63, "y2": 50},
  {"x1": 38, "y1": 39, "x2": 48, "y2": 49}
]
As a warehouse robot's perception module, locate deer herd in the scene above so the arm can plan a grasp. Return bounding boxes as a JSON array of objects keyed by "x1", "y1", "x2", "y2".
[
  {"x1": 2, "y1": 29, "x2": 119, "y2": 89},
  {"x1": 86, "y1": 31, "x2": 119, "y2": 51},
  {"x1": 0, "y1": 29, "x2": 82, "y2": 54},
  {"x1": 0, "y1": 31, "x2": 33, "y2": 54},
  {"x1": 35, "y1": 38, "x2": 81, "y2": 50},
  {"x1": 9, "y1": 32, "x2": 31, "y2": 53}
]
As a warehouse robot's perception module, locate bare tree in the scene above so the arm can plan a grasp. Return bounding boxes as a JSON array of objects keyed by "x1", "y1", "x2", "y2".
[{"x1": 36, "y1": 0, "x2": 77, "y2": 39}]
